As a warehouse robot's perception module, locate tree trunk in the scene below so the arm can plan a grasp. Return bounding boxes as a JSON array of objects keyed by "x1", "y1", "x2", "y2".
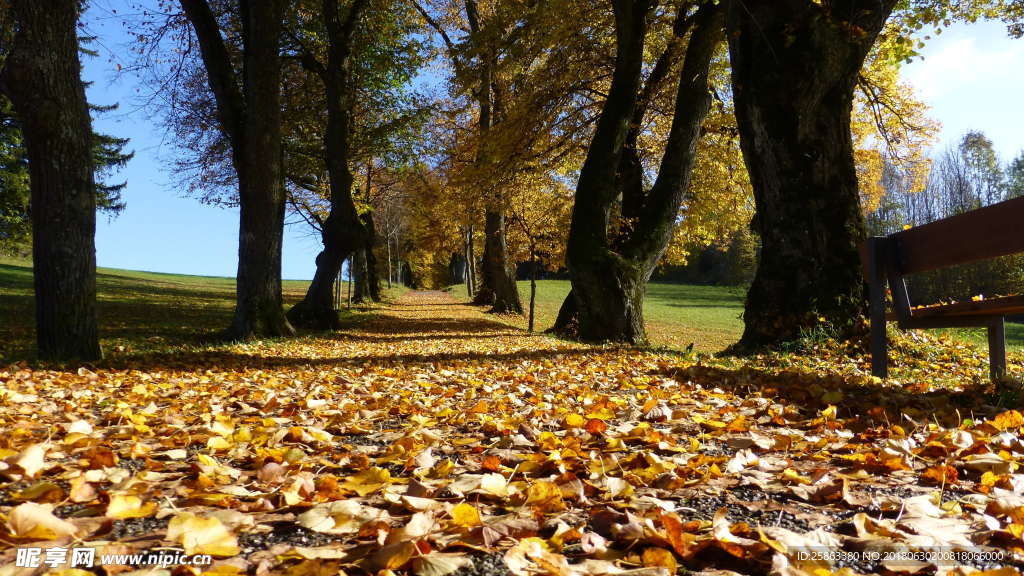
[
  {"x1": 528, "y1": 247, "x2": 537, "y2": 332},
  {"x1": 181, "y1": 0, "x2": 294, "y2": 339},
  {"x1": 3, "y1": 0, "x2": 102, "y2": 360},
  {"x1": 463, "y1": 0, "x2": 522, "y2": 315},
  {"x1": 472, "y1": 235, "x2": 495, "y2": 305},
  {"x1": 363, "y1": 211, "x2": 381, "y2": 301},
  {"x1": 287, "y1": 0, "x2": 369, "y2": 328},
  {"x1": 352, "y1": 248, "x2": 367, "y2": 303},
  {"x1": 563, "y1": 1, "x2": 722, "y2": 343},
  {"x1": 465, "y1": 226, "x2": 476, "y2": 297},
  {"x1": 386, "y1": 237, "x2": 393, "y2": 289},
  {"x1": 727, "y1": 0, "x2": 896, "y2": 348},
  {"x1": 482, "y1": 210, "x2": 522, "y2": 313},
  {"x1": 551, "y1": 289, "x2": 578, "y2": 335}
]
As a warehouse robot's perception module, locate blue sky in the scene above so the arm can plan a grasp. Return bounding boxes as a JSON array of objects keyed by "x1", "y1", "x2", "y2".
[
  {"x1": 902, "y1": 21, "x2": 1024, "y2": 161},
  {"x1": 80, "y1": 9, "x2": 1024, "y2": 280}
]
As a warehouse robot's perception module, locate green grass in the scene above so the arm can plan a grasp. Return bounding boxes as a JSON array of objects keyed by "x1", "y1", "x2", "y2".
[
  {"x1": 4, "y1": 253, "x2": 1021, "y2": 363},
  {"x1": 0, "y1": 256, "x2": 407, "y2": 362},
  {"x1": 502, "y1": 279, "x2": 746, "y2": 353},
  {"x1": 499, "y1": 278, "x2": 1024, "y2": 354}
]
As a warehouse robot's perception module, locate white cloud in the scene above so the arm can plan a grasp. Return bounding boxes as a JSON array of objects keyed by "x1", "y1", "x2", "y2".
[{"x1": 901, "y1": 22, "x2": 1024, "y2": 159}]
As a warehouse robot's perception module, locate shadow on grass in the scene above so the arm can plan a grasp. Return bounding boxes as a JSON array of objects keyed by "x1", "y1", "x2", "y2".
[{"x1": 0, "y1": 261, "x2": 314, "y2": 363}]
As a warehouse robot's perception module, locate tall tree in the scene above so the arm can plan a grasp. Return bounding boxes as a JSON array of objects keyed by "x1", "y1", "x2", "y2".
[
  {"x1": 414, "y1": 0, "x2": 523, "y2": 313},
  {"x1": 726, "y1": 0, "x2": 898, "y2": 348},
  {"x1": 558, "y1": 0, "x2": 724, "y2": 343},
  {"x1": 0, "y1": 0, "x2": 102, "y2": 360},
  {"x1": 1007, "y1": 151, "x2": 1024, "y2": 199},
  {"x1": 1, "y1": 94, "x2": 133, "y2": 256},
  {"x1": 180, "y1": 0, "x2": 295, "y2": 339},
  {"x1": 464, "y1": 0, "x2": 522, "y2": 314},
  {"x1": 286, "y1": 0, "x2": 371, "y2": 328}
]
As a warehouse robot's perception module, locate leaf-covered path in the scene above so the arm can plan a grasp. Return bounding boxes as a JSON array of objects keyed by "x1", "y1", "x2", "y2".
[{"x1": 2, "y1": 291, "x2": 1024, "y2": 575}]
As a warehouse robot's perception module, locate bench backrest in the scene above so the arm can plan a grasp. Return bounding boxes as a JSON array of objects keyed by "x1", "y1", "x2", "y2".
[{"x1": 888, "y1": 195, "x2": 1024, "y2": 275}]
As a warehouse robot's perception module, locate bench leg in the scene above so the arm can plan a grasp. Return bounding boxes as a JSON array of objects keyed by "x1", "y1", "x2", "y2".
[
  {"x1": 867, "y1": 241, "x2": 888, "y2": 379},
  {"x1": 988, "y1": 318, "x2": 1007, "y2": 382},
  {"x1": 870, "y1": 315, "x2": 888, "y2": 378}
]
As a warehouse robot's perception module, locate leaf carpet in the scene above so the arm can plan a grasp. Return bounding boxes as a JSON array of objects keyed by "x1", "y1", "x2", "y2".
[{"x1": 2, "y1": 291, "x2": 1024, "y2": 575}]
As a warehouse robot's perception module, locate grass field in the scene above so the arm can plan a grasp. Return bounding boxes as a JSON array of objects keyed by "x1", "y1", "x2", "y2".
[
  {"x1": 496, "y1": 279, "x2": 1024, "y2": 353},
  {"x1": 0, "y1": 256, "x2": 351, "y2": 361},
  {"x1": 495, "y1": 280, "x2": 745, "y2": 352},
  {"x1": 3, "y1": 255, "x2": 1022, "y2": 361}
]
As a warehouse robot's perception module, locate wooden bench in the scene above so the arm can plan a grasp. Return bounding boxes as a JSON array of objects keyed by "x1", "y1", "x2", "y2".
[{"x1": 862, "y1": 195, "x2": 1024, "y2": 381}]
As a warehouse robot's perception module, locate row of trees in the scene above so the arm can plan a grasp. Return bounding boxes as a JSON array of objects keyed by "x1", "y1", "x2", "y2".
[
  {"x1": 1, "y1": 0, "x2": 1021, "y2": 360},
  {"x1": 869, "y1": 131, "x2": 1024, "y2": 305}
]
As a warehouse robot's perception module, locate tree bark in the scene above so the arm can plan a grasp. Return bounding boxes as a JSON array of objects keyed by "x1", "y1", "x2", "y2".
[
  {"x1": 482, "y1": 210, "x2": 522, "y2": 313},
  {"x1": 559, "y1": 1, "x2": 722, "y2": 343},
  {"x1": 3, "y1": 0, "x2": 102, "y2": 360},
  {"x1": 182, "y1": 0, "x2": 294, "y2": 339},
  {"x1": 287, "y1": 0, "x2": 370, "y2": 328},
  {"x1": 351, "y1": 247, "x2": 369, "y2": 303},
  {"x1": 726, "y1": 0, "x2": 897, "y2": 348}
]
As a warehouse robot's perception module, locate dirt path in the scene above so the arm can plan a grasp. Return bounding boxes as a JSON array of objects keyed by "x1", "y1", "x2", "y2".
[{"x1": 303, "y1": 289, "x2": 593, "y2": 368}]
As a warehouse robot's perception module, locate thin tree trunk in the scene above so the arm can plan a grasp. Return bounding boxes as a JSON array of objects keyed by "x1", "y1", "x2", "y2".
[
  {"x1": 3, "y1": 0, "x2": 101, "y2": 360},
  {"x1": 352, "y1": 248, "x2": 367, "y2": 303},
  {"x1": 528, "y1": 247, "x2": 537, "y2": 333},
  {"x1": 362, "y1": 212, "x2": 381, "y2": 301},
  {"x1": 727, "y1": 0, "x2": 897, "y2": 348},
  {"x1": 386, "y1": 236, "x2": 393, "y2": 289},
  {"x1": 466, "y1": 226, "x2": 476, "y2": 297}
]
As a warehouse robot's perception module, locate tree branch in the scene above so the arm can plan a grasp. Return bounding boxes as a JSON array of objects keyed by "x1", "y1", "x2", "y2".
[{"x1": 179, "y1": 0, "x2": 245, "y2": 151}]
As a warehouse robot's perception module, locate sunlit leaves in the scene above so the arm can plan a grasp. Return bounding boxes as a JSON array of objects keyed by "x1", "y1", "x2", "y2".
[{"x1": 2, "y1": 290, "x2": 1023, "y2": 574}]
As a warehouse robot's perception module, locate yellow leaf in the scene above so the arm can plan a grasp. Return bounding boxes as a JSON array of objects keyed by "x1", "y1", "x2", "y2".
[
  {"x1": 450, "y1": 502, "x2": 482, "y2": 528},
  {"x1": 642, "y1": 548, "x2": 678, "y2": 573},
  {"x1": 342, "y1": 467, "x2": 392, "y2": 497},
  {"x1": 525, "y1": 481, "x2": 565, "y2": 512},
  {"x1": 780, "y1": 468, "x2": 812, "y2": 485},
  {"x1": 207, "y1": 436, "x2": 233, "y2": 451},
  {"x1": 7, "y1": 502, "x2": 78, "y2": 540},
  {"x1": 106, "y1": 493, "x2": 157, "y2": 519},
  {"x1": 413, "y1": 552, "x2": 474, "y2": 576},
  {"x1": 563, "y1": 414, "x2": 585, "y2": 429},
  {"x1": 367, "y1": 541, "x2": 416, "y2": 571},
  {"x1": 166, "y1": 512, "x2": 240, "y2": 557}
]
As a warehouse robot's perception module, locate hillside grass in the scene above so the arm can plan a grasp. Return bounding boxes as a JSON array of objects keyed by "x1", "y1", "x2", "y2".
[
  {"x1": 0, "y1": 257, "x2": 386, "y2": 362},
  {"x1": 493, "y1": 279, "x2": 1024, "y2": 354}
]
